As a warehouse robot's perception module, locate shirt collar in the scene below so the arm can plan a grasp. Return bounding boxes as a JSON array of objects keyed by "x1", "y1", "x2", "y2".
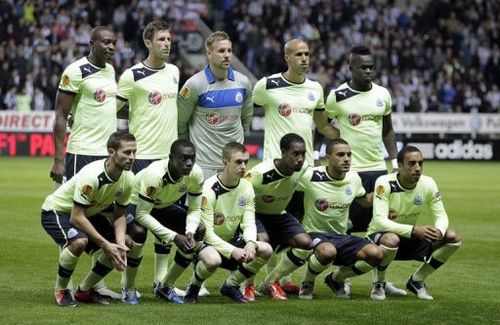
[{"x1": 204, "y1": 65, "x2": 235, "y2": 84}]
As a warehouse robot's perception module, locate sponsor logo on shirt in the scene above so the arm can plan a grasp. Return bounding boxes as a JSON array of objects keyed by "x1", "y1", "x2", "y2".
[
  {"x1": 261, "y1": 195, "x2": 275, "y2": 203},
  {"x1": 94, "y1": 88, "x2": 107, "y2": 102},
  {"x1": 278, "y1": 103, "x2": 311, "y2": 117},
  {"x1": 214, "y1": 213, "x2": 225, "y2": 225},
  {"x1": 204, "y1": 111, "x2": 239, "y2": 126},
  {"x1": 348, "y1": 113, "x2": 362, "y2": 126},
  {"x1": 314, "y1": 198, "x2": 349, "y2": 211},
  {"x1": 149, "y1": 91, "x2": 162, "y2": 105}
]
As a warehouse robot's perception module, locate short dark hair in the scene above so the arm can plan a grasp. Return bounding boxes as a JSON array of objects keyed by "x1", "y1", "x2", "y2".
[
  {"x1": 222, "y1": 142, "x2": 247, "y2": 161},
  {"x1": 326, "y1": 138, "x2": 349, "y2": 155},
  {"x1": 170, "y1": 139, "x2": 195, "y2": 156},
  {"x1": 107, "y1": 131, "x2": 136, "y2": 151},
  {"x1": 91, "y1": 26, "x2": 113, "y2": 42},
  {"x1": 143, "y1": 20, "x2": 170, "y2": 42},
  {"x1": 280, "y1": 133, "x2": 305, "y2": 151},
  {"x1": 397, "y1": 146, "x2": 422, "y2": 164},
  {"x1": 205, "y1": 31, "x2": 230, "y2": 50},
  {"x1": 350, "y1": 45, "x2": 372, "y2": 56}
]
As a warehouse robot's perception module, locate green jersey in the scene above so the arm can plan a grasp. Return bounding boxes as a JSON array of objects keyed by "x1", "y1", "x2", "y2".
[
  {"x1": 42, "y1": 159, "x2": 134, "y2": 216},
  {"x1": 117, "y1": 62, "x2": 179, "y2": 159},
  {"x1": 367, "y1": 173, "x2": 449, "y2": 238},
  {"x1": 326, "y1": 82, "x2": 392, "y2": 172},
  {"x1": 130, "y1": 159, "x2": 203, "y2": 244},
  {"x1": 201, "y1": 175, "x2": 256, "y2": 259},
  {"x1": 245, "y1": 159, "x2": 308, "y2": 215},
  {"x1": 59, "y1": 57, "x2": 117, "y2": 155},
  {"x1": 299, "y1": 167, "x2": 365, "y2": 235},
  {"x1": 253, "y1": 73, "x2": 325, "y2": 166}
]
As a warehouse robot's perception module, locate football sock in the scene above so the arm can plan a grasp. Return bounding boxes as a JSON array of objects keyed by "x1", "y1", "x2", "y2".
[
  {"x1": 80, "y1": 252, "x2": 113, "y2": 291},
  {"x1": 163, "y1": 249, "x2": 193, "y2": 287},
  {"x1": 191, "y1": 261, "x2": 215, "y2": 286},
  {"x1": 55, "y1": 247, "x2": 80, "y2": 291},
  {"x1": 336, "y1": 260, "x2": 373, "y2": 282},
  {"x1": 120, "y1": 241, "x2": 144, "y2": 289},
  {"x1": 265, "y1": 249, "x2": 306, "y2": 284},
  {"x1": 225, "y1": 257, "x2": 267, "y2": 286},
  {"x1": 375, "y1": 245, "x2": 398, "y2": 282},
  {"x1": 412, "y1": 241, "x2": 461, "y2": 281},
  {"x1": 303, "y1": 254, "x2": 329, "y2": 283},
  {"x1": 92, "y1": 252, "x2": 107, "y2": 290},
  {"x1": 153, "y1": 241, "x2": 171, "y2": 285}
]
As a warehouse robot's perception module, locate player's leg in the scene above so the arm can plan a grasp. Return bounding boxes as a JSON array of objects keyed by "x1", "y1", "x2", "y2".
[
  {"x1": 242, "y1": 217, "x2": 269, "y2": 301},
  {"x1": 120, "y1": 220, "x2": 147, "y2": 305},
  {"x1": 42, "y1": 210, "x2": 88, "y2": 307},
  {"x1": 408, "y1": 229, "x2": 461, "y2": 300},
  {"x1": 184, "y1": 244, "x2": 221, "y2": 304}
]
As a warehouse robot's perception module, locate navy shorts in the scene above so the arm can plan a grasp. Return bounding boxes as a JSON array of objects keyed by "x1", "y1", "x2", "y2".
[
  {"x1": 128, "y1": 203, "x2": 187, "y2": 234},
  {"x1": 41, "y1": 210, "x2": 115, "y2": 255},
  {"x1": 65, "y1": 153, "x2": 107, "y2": 181},
  {"x1": 348, "y1": 170, "x2": 387, "y2": 233},
  {"x1": 199, "y1": 236, "x2": 246, "y2": 271},
  {"x1": 256, "y1": 212, "x2": 306, "y2": 250},
  {"x1": 309, "y1": 232, "x2": 371, "y2": 266},
  {"x1": 368, "y1": 232, "x2": 433, "y2": 262},
  {"x1": 132, "y1": 158, "x2": 158, "y2": 174}
]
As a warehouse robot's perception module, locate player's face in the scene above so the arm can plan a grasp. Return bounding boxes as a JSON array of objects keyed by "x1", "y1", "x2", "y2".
[
  {"x1": 350, "y1": 54, "x2": 374, "y2": 86},
  {"x1": 148, "y1": 29, "x2": 171, "y2": 60},
  {"x1": 92, "y1": 29, "x2": 117, "y2": 63},
  {"x1": 111, "y1": 140, "x2": 137, "y2": 171},
  {"x1": 400, "y1": 151, "x2": 423, "y2": 185},
  {"x1": 207, "y1": 39, "x2": 232, "y2": 70},
  {"x1": 328, "y1": 143, "x2": 351, "y2": 173},
  {"x1": 282, "y1": 141, "x2": 306, "y2": 172},
  {"x1": 225, "y1": 151, "x2": 250, "y2": 179},
  {"x1": 285, "y1": 41, "x2": 310, "y2": 74},
  {"x1": 171, "y1": 146, "x2": 196, "y2": 176}
]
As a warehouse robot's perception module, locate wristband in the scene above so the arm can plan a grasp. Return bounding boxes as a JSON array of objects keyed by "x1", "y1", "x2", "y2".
[
  {"x1": 313, "y1": 150, "x2": 320, "y2": 160},
  {"x1": 391, "y1": 159, "x2": 398, "y2": 169}
]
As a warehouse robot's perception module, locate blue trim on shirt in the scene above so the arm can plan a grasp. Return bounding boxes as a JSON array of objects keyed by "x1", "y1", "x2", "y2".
[
  {"x1": 198, "y1": 88, "x2": 247, "y2": 109},
  {"x1": 204, "y1": 65, "x2": 235, "y2": 84}
]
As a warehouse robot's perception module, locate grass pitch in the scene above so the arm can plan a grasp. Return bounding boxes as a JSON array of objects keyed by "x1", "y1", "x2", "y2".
[{"x1": 1, "y1": 157, "x2": 499, "y2": 324}]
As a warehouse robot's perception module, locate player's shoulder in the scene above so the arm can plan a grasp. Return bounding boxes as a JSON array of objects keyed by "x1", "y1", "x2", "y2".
[
  {"x1": 232, "y1": 69, "x2": 251, "y2": 85},
  {"x1": 418, "y1": 174, "x2": 437, "y2": 187},
  {"x1": 371, "y1": 82, "x2": 391, "y2": 95},
  {"x1": 76, "y1": 159, "x2": 106, "y2": 182},
  {"x1": 189, "y1": 163, "x2": 204, "y2": 180}
]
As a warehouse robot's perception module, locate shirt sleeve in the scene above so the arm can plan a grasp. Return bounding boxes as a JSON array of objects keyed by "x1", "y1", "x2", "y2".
[
  {"x1": 314, "y1": 84, "x2": 326, "y2": 111},
  {"x1": 73, "y1": 171, "x2": 97, "y2": 207},
  {"x1": 59, "y1": 64, "x2": 81, "y2": 94},
  {"x1": 185, "y1": 167, "x2": 204, "y2": 234},
  {"x1": 116, "y1": 69, "x2": 134, "y2": 102},
  {"x1": 325, "y1": 90, "x2": 338, "y2": 119},
  {"x1": 241, "y1": 78, "x2": 254, "y2": 132},
  {"x1": 177, "y1": 77, "x2": 200, "y2": 139},
  {"x1": 252, "y1": 78, "x2": 266, "y2": 107},
  {"x1": 115, "y1": 172, "x2": 133, "y2": 207},
  {"x1": 240, "y1": 181, "x2": 257, "y2": 243},
  {"x1": 426, "y1": 178, "x2": 449, "y2": 237}
]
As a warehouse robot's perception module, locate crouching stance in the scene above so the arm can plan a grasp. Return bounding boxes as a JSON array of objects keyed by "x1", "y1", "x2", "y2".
[
  {"x1": 41, "y1": 131, "x2": 136, "y2": 307},
  {"x1": 184, "y1": 143, "x2": 272, "y2": 303},
  {"x1": 367, "y1": 145, "x2": 461, "y2": 300}
]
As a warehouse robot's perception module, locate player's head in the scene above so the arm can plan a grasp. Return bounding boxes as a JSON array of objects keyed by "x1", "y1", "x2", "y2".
[
  {"x1": 326, "y1": 139, "x2": 351, "y2": 176},
  {"x1": 205, "y1": 31, "x2": 232, "y2": 71},
  {"x1": 222, "y1": 142, "x2": 249, "y2": 179},
  {"x1": 397, "y1": 146, "x2": 423, "y2": 185},
  {"x1": 284, "y1": 39, "x2": 310, "y2": 74},
  {"x1": 348, "y1": 45, "x2": 374, "y2": 86},
  {"x1": 280, "y1": 133, "x2": 306, "y2": 172},
  {"x1": 143, "y1": 20, "x2": 171, "y2": 60},
  {"x1": 107, "y1": 131, "x2": 136, "y2": 171},
  {"x1": 169, "y1": 139, "x2": 196, "y2": 176},
  {"x1": 90, "y1": 26, "x2": 116, "y2": 64}
]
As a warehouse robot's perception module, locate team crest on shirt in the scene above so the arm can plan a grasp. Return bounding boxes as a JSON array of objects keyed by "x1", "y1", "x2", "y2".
[
  {"x1": 314, "y1": 198, "x2": 329, "y2": 212},
  {"x1": 214, "y1": 213, "x2": 225, "y2": 226},
  {"x1": 94, "y1": 88, "x2": 107, "y2": 102},
  {"x1": 180, "y1": 87, "x2": 191, "y2": 99},
  {"x1": 149, "y1": 90, "x2": 162, "y2": 105},
  {"x1": 308, "y1": 92, "x2": 315, "y2": 101},
  {"x1": 238, "y1": 197, "x2": 246, "y2": 207},
  {"x1": 115, "y1": 188, "x2": 123, "y2": 197},
  {"x1": 345, "y1": 186, "x2": 352, "y2": 196},
  {"x1": 414, "y1": 195, "x2": 423, "y2": 206},
  {"x1": 278, "y1": 103, "x2": 292, "y2": 117},
  {"x1": 62, "y1": 74, "x2": 70, "y2": 86},
  {"x1": 81, "y1": 184, "x2": 93, "y2": 196},
  {"x1": 376, "y1": 98, "x2": 384, "y2": 107},
  {"x1": 435, "y1": 191, "x2": 441, "y2": 199},
  {"x1": 67, "y1": 228, "x2": 78, "y2": 239},
  {"x1": 205, "y1": 111, "x2": 220, "y2": 125},
  {"x1": 348, "y1": 113, "x2": 362, "y2": 126},
  {"x1": 235, "y1": 91, "x2": 243, "y2": 103}
]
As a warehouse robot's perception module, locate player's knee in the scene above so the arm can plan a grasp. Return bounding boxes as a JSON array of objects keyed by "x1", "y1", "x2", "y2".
[
  {"x1": 444, "y1": 229, "x2": 461, "y2": 244},
  {"x1": 128, "y1": 222, "x2": 147, "y2": 244},
  {"x1": 363, "y1": 244, "x2": 384, "y2": 266},
  {"x1": 68, "y1": 238, "x2": 88, "y2": 255},
  {"x1": 315, "y1": 243, "x2": 336, "y2": 264},
  {"x1": 256, "y1": 241, "x2": 273, "y2": 259},
  {"x1": 379, "y1": 233, "x2": 400, "y2": 248},
  {"x1": 257, "y1": 232, "x2": 269, "y2": 243},
  {"x1": 201, "y1": 249, "x2": 221, "y2": 271},
  {"x1": 290, "y1": 233, "x2": 312, "y2": 250}
]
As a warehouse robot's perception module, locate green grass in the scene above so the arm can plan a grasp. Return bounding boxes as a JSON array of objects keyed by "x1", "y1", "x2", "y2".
[{"x1": 1, "y1": 157, "x2": 500, "y2": 324}]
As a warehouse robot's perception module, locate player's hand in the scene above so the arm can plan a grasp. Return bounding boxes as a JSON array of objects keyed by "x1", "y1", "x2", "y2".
[
  {"x1": 243, "y1": 242, "x2": 256, "y2": 262},
  {"x1": 174, "y1": 234, "x2": 195, "y2": 252},
  {"x1": 412, "y1": 226, "x2": 441, "y2": 243},
  {"x1": 50, "y1": 159, "x2": 65, "y2": 184},
  {"x1": 104, "y1": 242, "x2": 129, "y2": 271},
  {"x1": 231, "y1": 247, "x2": 247, "y2": 263},
  {"x1": 185, "y1": 232, "x2": 196, "y2": 247}
]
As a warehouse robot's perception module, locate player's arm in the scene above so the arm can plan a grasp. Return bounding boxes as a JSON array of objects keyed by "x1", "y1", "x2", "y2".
[
  {"x1": 313, "y1": 109, "x2": 340, "y2": 140},
  {"x1": 382, "y1": 114, "x2": 398, "y2": 172},
  {"x1": 240, "y1": 81, "x2": 254, "y2": 133},
  {"x1": 177, "y1": 81, "x2": 198, "y2": 140},
  {"x1": 240, "y1": 184, "x2": 257, "y2": 262},
  {"x1": 116, "y1": 97, "x2": 129, "y2": 119},
  {"x1": 355, "y1": 192, "x2": 373, "y2": 208},
  {"x1": 427, "y1": 179, "x2": 449, "y2": 239},
  {"x1": 185, "y1": 170, "x2": 204, "y2": 238},
  {"x1": 70, "y1": 204, "x2": 128, "y2": 270},
  {"x1": 50, "y1": 90, "x2": 74, "y2": 183}
]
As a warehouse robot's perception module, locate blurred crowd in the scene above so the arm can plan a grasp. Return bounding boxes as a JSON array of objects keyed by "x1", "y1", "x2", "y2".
[{"x1": 1, "y1": 0, "x2": 498, "y2": 113}]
